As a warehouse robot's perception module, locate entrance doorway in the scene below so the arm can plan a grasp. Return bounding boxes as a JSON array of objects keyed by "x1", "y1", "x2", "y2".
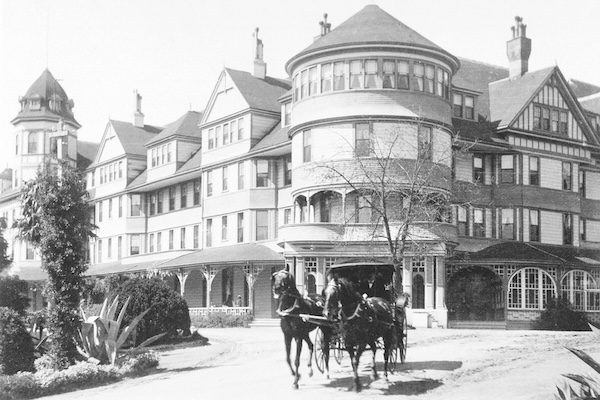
[
  {"x1": 446, "y1": 266, "x2": 504, "y2": 321},
  {"x1": 412, "y1": 274, "x2": 425, "y2": 309}
]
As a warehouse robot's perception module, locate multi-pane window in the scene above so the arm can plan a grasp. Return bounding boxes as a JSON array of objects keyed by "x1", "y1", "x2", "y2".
[
  {"x1": 193, "y1": 180, "x2": 200, "y2": 205},
  {"x1": 457, "y1": 206, "x2": 468, "y2": 236},
  {"x1": 180, "y1": 228, "x2": 186, "y2": 249},
  {"x1": 473, "y1": 156, "x2": 484, "y2": 183},
  {"x1": 207, "y1": 171, "x2": 213, "y2": 197},
  {"x1": 98, "y1": 201, "x2": 103, "y2": 222},
  {"x1": 397, "y1": 60, "x2": 410, "y2": 90},
  {"x1": 119, "y1": 161, "x2": 123, "y2": 179},
  {"x1": 529, "y1": 209, "x2": 540, "y2": 242},
  {"x1": 222, "y1": 166, "x2": 228, "y2": 192},
  {"x1": 382, "y1": 60, "x2": 395, "y2": 89},
  {"x1": 501, "y1": 208, "x2": 514, "y2": 240},
  {"x1": 284, "y1": 103, "x2": 291, "y2": 126},
  {"x1": 131, "y1": 194, "x2": 141, "y2": 216},
  {"x1": 500, "y1": 155, "x2": 515, "y2": 184},
  {"x1": 303, "y1": 130, "x2": 311, "y2": 163},
  {"x1": 355, "y1": 123, "x2": 371, "y2": 157},
  {"x1": 97, "y1": 240, "x2": 102, "y2": 263},
  {"x1": 413, "y1": 62, "x2": 424, "y2": 91},
  {"x1": 215, "y1": 126, "x2": 221, "y2": 148},
  {"x1": 508, "y1": 268, "x2": 555, "y2": 309},
  {"x1": 551, "y1": 110, "x2": 559, "y2": 132},
  {"x1": 364, "y1": 60, "x2": 378, "y2": 89},
  {"x1": 118, "y1": 196, "x2": 123, "y2": 218},
  {"x1": 149, "y1": 233, "x2": 154, "y2": 253},
  {"x1": 193, "y1": 225, "x2": 199, "y2": 248},
  {"x1": 563, "y1": 213, "x2": 573, "y2": 245},
  {"x1": 180, "y1": 183, "x2": 187, "y2": 208},
  {"x1": 473, "y1": 208, "x2": 485, "y2": 237},
  {"x1": 333, "y1": 62, "x2": 345, "y2": 91},
  {"x1": 26, "y1": 242, "x2": 35, "y2": 260},
  {"x1": 453, "y1": 94, "x2": 475, "y2": 119},
  {"x1": 308, "y1": 66, "x2": 318, "y2": 95},
  {"x1": 453, "y1": 94, "x2": 463, "y2": 118},
  {"x1": 542, "y1": 108, "x2": 550, "y2": 130},
  {"x1": 237, "y1": 213, "x2": 244, "y2": 243},
  {"x1": 169, "y1": 230, "x2": 174, "y2": 250},
  {"x1": 350, "y1": 60, "x2": 363, "y2": 89},
  {"x1": 222, "y1": 216, "x2": 228, "y2": 241},
  {"x1": 157, "y1": 190, "x2": 163, "y2": 214},
  {"x1": 157, "y1": 232, "x2": 162, "y2": 252},
  {"x1": 562, "y1": 162, "x2": 572, "y2": 190},
  {"x1": 223, "y1": 124, "x2": 229, "y2": 145},
  {"x1": 208, "y1": 128, "x2": 215, "y2": 149},
  {"x1": 118, "y1": 236, "x2": 122, "y2": 260},
  {"x1": 529, "y1": 157, "x2": 540, "y2": 186},
  {"x1": 238, "y1": 117, "x2": 245, "y2": 140},
  {"x1": 230, "y1": 120, "x2": 237, "y2": 142},
  {"x1": 238, "y1": 162, "x2": 245, "y2": 190},
  {"x1": 169, "y1": 187, "x2": 175, "y2": 211},
  {"x1": 28, "y1": 131, "x2": 38, "y2": 153},
  {"x1": 418, "y1": 126, "x2": 432, "y2": 161},
  {"x1": 579, "y1": 170, "x2": 586, "y2": 197},
  {"x1": 560, "y1": 111, "x2": 568, "y2": 134},
  {"x1": 256, "y1": 160, "x2": 269, "y2": 187},
  {"x1": 284, "y1": 155, "x2": 292, "y2": 186},
  {"x1": 130, "y1": 235, "x2": 140, "y2": 255},
  {"x1": 284, "y1": 208, "x2": 292, "y2": 225},
  {"x1": 321, "y1": 63, "x2": 332, "y2": 92},
  {"x1": 108, "y1": 199, "x2": 113, "y2": 219},
  {"x1": 425, "y1": 64, "x2": 435, "y2": 94},
  {"x1": 580, "y1": 218, "x2": 586, "y2": 242},
  {"x1": 256, "y1": 211, "x2": 268, "y2": 241},
  {"x1": 561, "y1": 271, "x2": 600, "y2": 311},
  {"x1": 206, "y1": 219, "x2": 212, "y2": 247}
]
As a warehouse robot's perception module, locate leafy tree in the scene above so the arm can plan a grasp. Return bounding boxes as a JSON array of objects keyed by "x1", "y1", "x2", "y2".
[
  {"x1": 0, "y1": 217, "x2": 11, "y2": 273},
  {"x1": 0, "y1": 276, "x2": 30, "y2": 315},
  {"x1": 0, "y1": 307, "x2": 35, "y2": 375},
  {"x1": 16, "y1": 160, "x2": 95, "y2": 369},
  {"x1": 535, "y1": 297, "x2": 589, "y2": 331}
]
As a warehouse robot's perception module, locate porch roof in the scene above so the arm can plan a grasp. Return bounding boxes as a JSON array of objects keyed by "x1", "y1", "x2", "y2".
[
  {"x1": 450, "y1": 242, "x2": 600, "y2": 267},
  {"x1": 158, "y1": 243, "x2": 285, "y2": 269},
  {"x1": 86, "y1": 260, "x2": 170, "y2": 277}
]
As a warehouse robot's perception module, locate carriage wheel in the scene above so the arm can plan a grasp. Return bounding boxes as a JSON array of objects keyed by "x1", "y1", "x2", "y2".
[
  {"x1": 399, "y1": 312, "x2": 408, "y2": 363},
  {"x1": 314, "y1": 327, "x2": 327, "y2": 374},
  {"x1": 334, "y1": 336, "x2": 343, "y2": 365},
  {"x1": 388, "y1": 326, "x2": 399, "y2": 371}
]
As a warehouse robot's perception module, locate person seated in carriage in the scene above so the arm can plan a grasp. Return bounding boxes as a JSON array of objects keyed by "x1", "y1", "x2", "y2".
[{"x1": 358, "y1": 271, "x2": 390, "y2": 301}]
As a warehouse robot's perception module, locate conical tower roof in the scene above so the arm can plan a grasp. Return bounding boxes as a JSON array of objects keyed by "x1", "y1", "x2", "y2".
[
  {"x1": 11, "y1": 69, "x2": 80, "y2": 127},
  {"x1": 286, "y1": 5, "x2": 459, "y2": 74}
]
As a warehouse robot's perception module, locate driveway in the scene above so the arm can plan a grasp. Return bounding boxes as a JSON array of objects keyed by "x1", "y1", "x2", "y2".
[{"x1": 40, "y1": 326, "x2": 599, "y2": 399}]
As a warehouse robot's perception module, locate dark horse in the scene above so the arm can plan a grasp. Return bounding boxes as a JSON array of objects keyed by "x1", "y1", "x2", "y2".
[
  {"x1": 272, "y1": 266, "x2": 330, "y2": 389},
  {"x1": 323, "y1": 275, "x2": 398, "y2": 392}
]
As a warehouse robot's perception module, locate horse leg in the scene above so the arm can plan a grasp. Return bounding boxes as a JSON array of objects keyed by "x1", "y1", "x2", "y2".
[
  {"x1": 383, "y1": 337, "x2": 390, "y2": 382},
  {"x1": 369, "y1": 341, "x2": 378, "y2": 380},
  {"x1": 323, "y1": 330, "x2": 331, "y2": 380},
  {"x1": 347, "y1": 346, "x2": 362, "y2": 392},
  {"x1": 284, "y1": 333, "x2": 294, "y2": 376},
  {"x1": 304, "y1": 334, "x2": 314, "y2": 378},
  {"x1": 293, "y1": 337, "x2": 303, "y2": 389}
]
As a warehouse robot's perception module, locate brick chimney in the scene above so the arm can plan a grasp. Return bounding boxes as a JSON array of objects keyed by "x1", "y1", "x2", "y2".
[
  {"x1": 253, "y1": 28, "x2": 266, "y2": 79},
  {"x1": 133, "y1": 90, "x2": 144, "y2": 127},
  {"x1": 314, "y1": 13, "x2": 332, "y2": 42},
  {"x1": 506, "y1": 16, "x2": 532, "y2": 79}
]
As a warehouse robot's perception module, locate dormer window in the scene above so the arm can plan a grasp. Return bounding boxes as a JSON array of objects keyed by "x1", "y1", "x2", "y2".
[
  {"x1": 453, "y1": 93, "x2": 475, "y2": 119},
  {"x1": 30, "y1": 99, "x2": 41, "y2": 110}
]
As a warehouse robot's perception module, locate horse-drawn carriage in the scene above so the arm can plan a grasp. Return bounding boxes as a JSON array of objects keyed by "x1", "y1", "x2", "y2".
[
  {"x1": 272, "y1": 261, "x2": 408, "y2": 391},
  {"x1": 311, "y1": 262, "x2": 408, "y2": 377}
]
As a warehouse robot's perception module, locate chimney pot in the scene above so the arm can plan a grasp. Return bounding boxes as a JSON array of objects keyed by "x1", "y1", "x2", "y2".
[
  {"x1": 133, "y1": 90, "x2": 144, "y2": 127},
  {"x1": 506, "y1": 16, "x2": 531, "y2": 79}
]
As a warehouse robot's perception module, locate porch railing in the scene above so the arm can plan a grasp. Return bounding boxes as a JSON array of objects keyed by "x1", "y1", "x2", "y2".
[{"x1": 189, "y1": 307, "x2": 252, "y2": 317}]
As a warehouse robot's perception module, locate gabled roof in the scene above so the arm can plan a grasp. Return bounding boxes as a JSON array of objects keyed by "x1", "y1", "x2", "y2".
[
  {"x1": 110, "y1": 120, "x2": 162, "y2": 156},
  {"x1": 489, "y1": 66, "x2": 556, "y2": 127},
  {"x1": 77, "y1": 140, "x2": 100, "y2": 170},
  {"x1": 569, "y1": 79, "x2": 600, "y2": 99},
  {"x1": 146, "y1": 111, "x2": 202, "y2": 146},
  {"x1": 225, "y1": 68, "x2": 290, "y2": 113},
  {"x1": 252, "y1": 123, "x2": 289, "y2": 151},
  {"x1": 580, "y1": 93, "x2": 600, "y2": 115},
  {"x1": 454, "y1": 58, "x2": 509, "y2": 120},
  {"x1": 287, "y1": 5, "x2": 459, "y2": 74}
]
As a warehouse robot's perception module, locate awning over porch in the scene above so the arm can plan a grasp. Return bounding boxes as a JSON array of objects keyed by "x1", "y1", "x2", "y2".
[
  {"x1": 158, "y1": 242, "x2": 285, "y2": 269},
  {"x1": 86, "y1": 260, "x2": 172, "y2": 277},
  {"x1": 450, "y1": 242, "x2": 600, "y2": 267}
]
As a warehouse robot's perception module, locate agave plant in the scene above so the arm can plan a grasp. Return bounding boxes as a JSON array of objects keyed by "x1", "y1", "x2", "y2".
[
  {"x1": 77, "y1": 295, "x2": 166, "y2": 365},
  {"x1": 555, "y1": 324, "x2": 600, "y2": 399}
]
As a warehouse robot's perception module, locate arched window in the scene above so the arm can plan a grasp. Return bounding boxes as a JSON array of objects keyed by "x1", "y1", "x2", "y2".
[
  {"x1": 508, "y1": 268, "x2": 556, "y2": 309},
  {"x1": 306, "y1": 274, "x2": 317, "y2": 295},
  {"x1": 28, "y1": 131, "x2": 38, "y2": 154},
  {"x1": 561, "y1": 270, "x2": 600, "y2": 311}
]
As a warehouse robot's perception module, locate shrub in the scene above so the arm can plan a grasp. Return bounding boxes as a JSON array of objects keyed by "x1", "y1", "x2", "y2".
[
  {"x1": 113, "y1": 277, "x2": 191, "y2": 344},
  {"x1": 191, "y1": 312, "x2": 253, "y2": 328},
  {"x1": 0, "y1": 352, "x2": 159, "y2": 399},
  {"x1": 0, "y1": 307, "x2": 35, "y2": 375},
  {"x1": 0, "y1": 276, "x2": 30, "y2": 314},
  {"x1": 535, "y1": 297, "x2": 590, "y2": 331}
]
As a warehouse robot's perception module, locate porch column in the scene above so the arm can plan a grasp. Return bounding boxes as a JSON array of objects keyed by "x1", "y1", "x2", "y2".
[
  {"x1": 243, "y1": 264, "x2": 265, "y2": 312},
  {"x1": 200, "y1": 265, "x2": 218, "y2": 308},
  {"x1": 402, "y1": 256, "x2": 412, "y2": 302},
  {"x1": 425, "y1": 256, "x2": 435, "y2": 309},
  {"x1": 341, "y1": 190, "x2": 347, "y2": 222},
  {"x1": 295, "y1": 258, "x2": 305, "y2": 295},
  {"x1": 307, "y1": 190, "x2": 313, "y2": 222},
  {"x1": 435, "y1": 257, "x2": 446, "y2": 309},
  {"x1": 175, "y1": 268, "x2": 190, "y2": 297}
]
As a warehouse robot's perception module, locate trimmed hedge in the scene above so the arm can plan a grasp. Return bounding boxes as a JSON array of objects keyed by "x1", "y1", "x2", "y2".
[
  {"x1": 191, "y1": 312, "x2": 253, "y2": 328},
  {"x1": 0, "y1": 307, "x2": 35, "y2": 375},
  {"x1": 535, "y1": 297, "x2": 590, "y2": 331}
]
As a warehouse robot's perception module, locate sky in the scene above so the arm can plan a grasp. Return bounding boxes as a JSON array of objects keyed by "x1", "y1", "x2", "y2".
[{"x1": 1, "y1": 0, "x2": 599, "y2": 170}]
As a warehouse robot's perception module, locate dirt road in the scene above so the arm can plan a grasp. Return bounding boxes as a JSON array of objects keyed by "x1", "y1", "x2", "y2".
[{"x1": 40, "y1": 326, "x2": 599, "y2": 399}]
